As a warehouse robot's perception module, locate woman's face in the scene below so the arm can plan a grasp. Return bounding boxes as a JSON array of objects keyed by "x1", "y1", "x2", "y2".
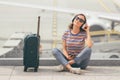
[{"x1": 73, "y1": 15, "x2": 85, "y2": 28}]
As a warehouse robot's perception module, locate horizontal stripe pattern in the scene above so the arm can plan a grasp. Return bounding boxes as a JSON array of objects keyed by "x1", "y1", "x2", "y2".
[{"x1": 62, "y1": 30, "x2": 86, "y2": 56}]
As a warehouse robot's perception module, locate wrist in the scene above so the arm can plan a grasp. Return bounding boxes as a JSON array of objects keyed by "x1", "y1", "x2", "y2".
[
  {"x1": 86, "y1": 31, "x2": 91, "y2": 35},
  {"x1": 66, "y1": 55, "x2": 69, "y2": 59},
  {"x1": 86, "y1": 30, "x2": 90, "y2": 33}
]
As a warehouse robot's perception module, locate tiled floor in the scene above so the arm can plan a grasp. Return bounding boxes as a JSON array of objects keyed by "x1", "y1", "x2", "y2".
[{"x1": 0, "y1": 66, "x2": 120, "y2": 80}]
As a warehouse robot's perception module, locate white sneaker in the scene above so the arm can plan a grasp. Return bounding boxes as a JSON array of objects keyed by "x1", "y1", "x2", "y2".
[
  {"x1": 70, "y1": 68, "x2": 81, "y2": 75},
  {"x1": 55, "y1": 65, "x2": 67, "y2": 72}
]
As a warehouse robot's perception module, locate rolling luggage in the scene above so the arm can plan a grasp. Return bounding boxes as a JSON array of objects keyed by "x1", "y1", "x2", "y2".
[{"x1": 23, "y1": 16, "x2": 40, "y2": 72}]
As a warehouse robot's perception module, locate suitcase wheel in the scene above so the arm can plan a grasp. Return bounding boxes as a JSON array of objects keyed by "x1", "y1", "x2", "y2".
[
  {"x1": 24, "y1": 66, "x2": 28, "y2": 72},
  {"x1": 34, "y1": 67, "x2": 38, "y2": 72}
]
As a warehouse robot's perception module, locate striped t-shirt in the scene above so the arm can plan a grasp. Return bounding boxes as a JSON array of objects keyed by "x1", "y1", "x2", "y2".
[{"x1": 62, "y1": 30, "x2": 86, "y2": 56}]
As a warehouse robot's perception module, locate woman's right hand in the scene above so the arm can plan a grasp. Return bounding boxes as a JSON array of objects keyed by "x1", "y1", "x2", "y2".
[{"x1": 66, "y1": 55, "x2": 74, "y2": 60}]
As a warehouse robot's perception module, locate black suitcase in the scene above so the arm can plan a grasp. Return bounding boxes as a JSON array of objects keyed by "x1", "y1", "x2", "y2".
[{"x1": 23, "y1": 16, "x2": 40, "y2": 72}]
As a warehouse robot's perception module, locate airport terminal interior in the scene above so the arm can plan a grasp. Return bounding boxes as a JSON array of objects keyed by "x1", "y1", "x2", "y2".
[{"x1": 0, "y1": 0, "x2": 120, "y2": 80}]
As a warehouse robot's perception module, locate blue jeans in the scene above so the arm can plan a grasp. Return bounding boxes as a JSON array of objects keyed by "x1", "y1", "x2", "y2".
[{"x1": 52, "y1": 47, "x2": 92, "y2": 69}]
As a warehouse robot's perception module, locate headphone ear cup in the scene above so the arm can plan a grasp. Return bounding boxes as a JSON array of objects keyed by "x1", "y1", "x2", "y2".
[
  {"x1": 72, "y1": 17, "x2": 75, "y2": 22},
  {"x1": 80, "y1": 23, "x2": 86, "y2": 31},
  {"x1": 72, "y1": 15, "x2": 78, "y2": 22}
]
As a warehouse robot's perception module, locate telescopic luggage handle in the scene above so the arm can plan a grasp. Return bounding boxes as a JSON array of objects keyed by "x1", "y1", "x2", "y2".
[{"x1": 37, "y1": 16, "x2": 40, "y2": 37}]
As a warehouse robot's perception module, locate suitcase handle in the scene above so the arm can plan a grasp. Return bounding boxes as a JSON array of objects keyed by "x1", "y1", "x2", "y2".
[{"x1": 37, "y1": 16, "x2": 40, "y2": 37}]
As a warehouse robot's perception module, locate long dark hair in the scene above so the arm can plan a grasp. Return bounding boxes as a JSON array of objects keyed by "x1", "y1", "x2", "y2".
[{"x1": 68, "y1": 14, "x2": 86, "y2": 32}]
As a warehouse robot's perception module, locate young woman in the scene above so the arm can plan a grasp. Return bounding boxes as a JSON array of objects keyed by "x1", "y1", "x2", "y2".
[{"x1": 52, "y1": 14, "x2": 93, "y2": 74}]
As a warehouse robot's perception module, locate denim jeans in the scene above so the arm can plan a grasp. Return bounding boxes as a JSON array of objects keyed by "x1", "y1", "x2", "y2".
[{"x1": 52, "y1": 47, "x2": 92, "y2": 69}]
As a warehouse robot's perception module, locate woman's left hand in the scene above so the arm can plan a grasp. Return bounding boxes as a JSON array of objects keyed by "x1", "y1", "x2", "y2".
[{"x1": 83, "y1": 24, "x2": 90, "y2": 32}]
